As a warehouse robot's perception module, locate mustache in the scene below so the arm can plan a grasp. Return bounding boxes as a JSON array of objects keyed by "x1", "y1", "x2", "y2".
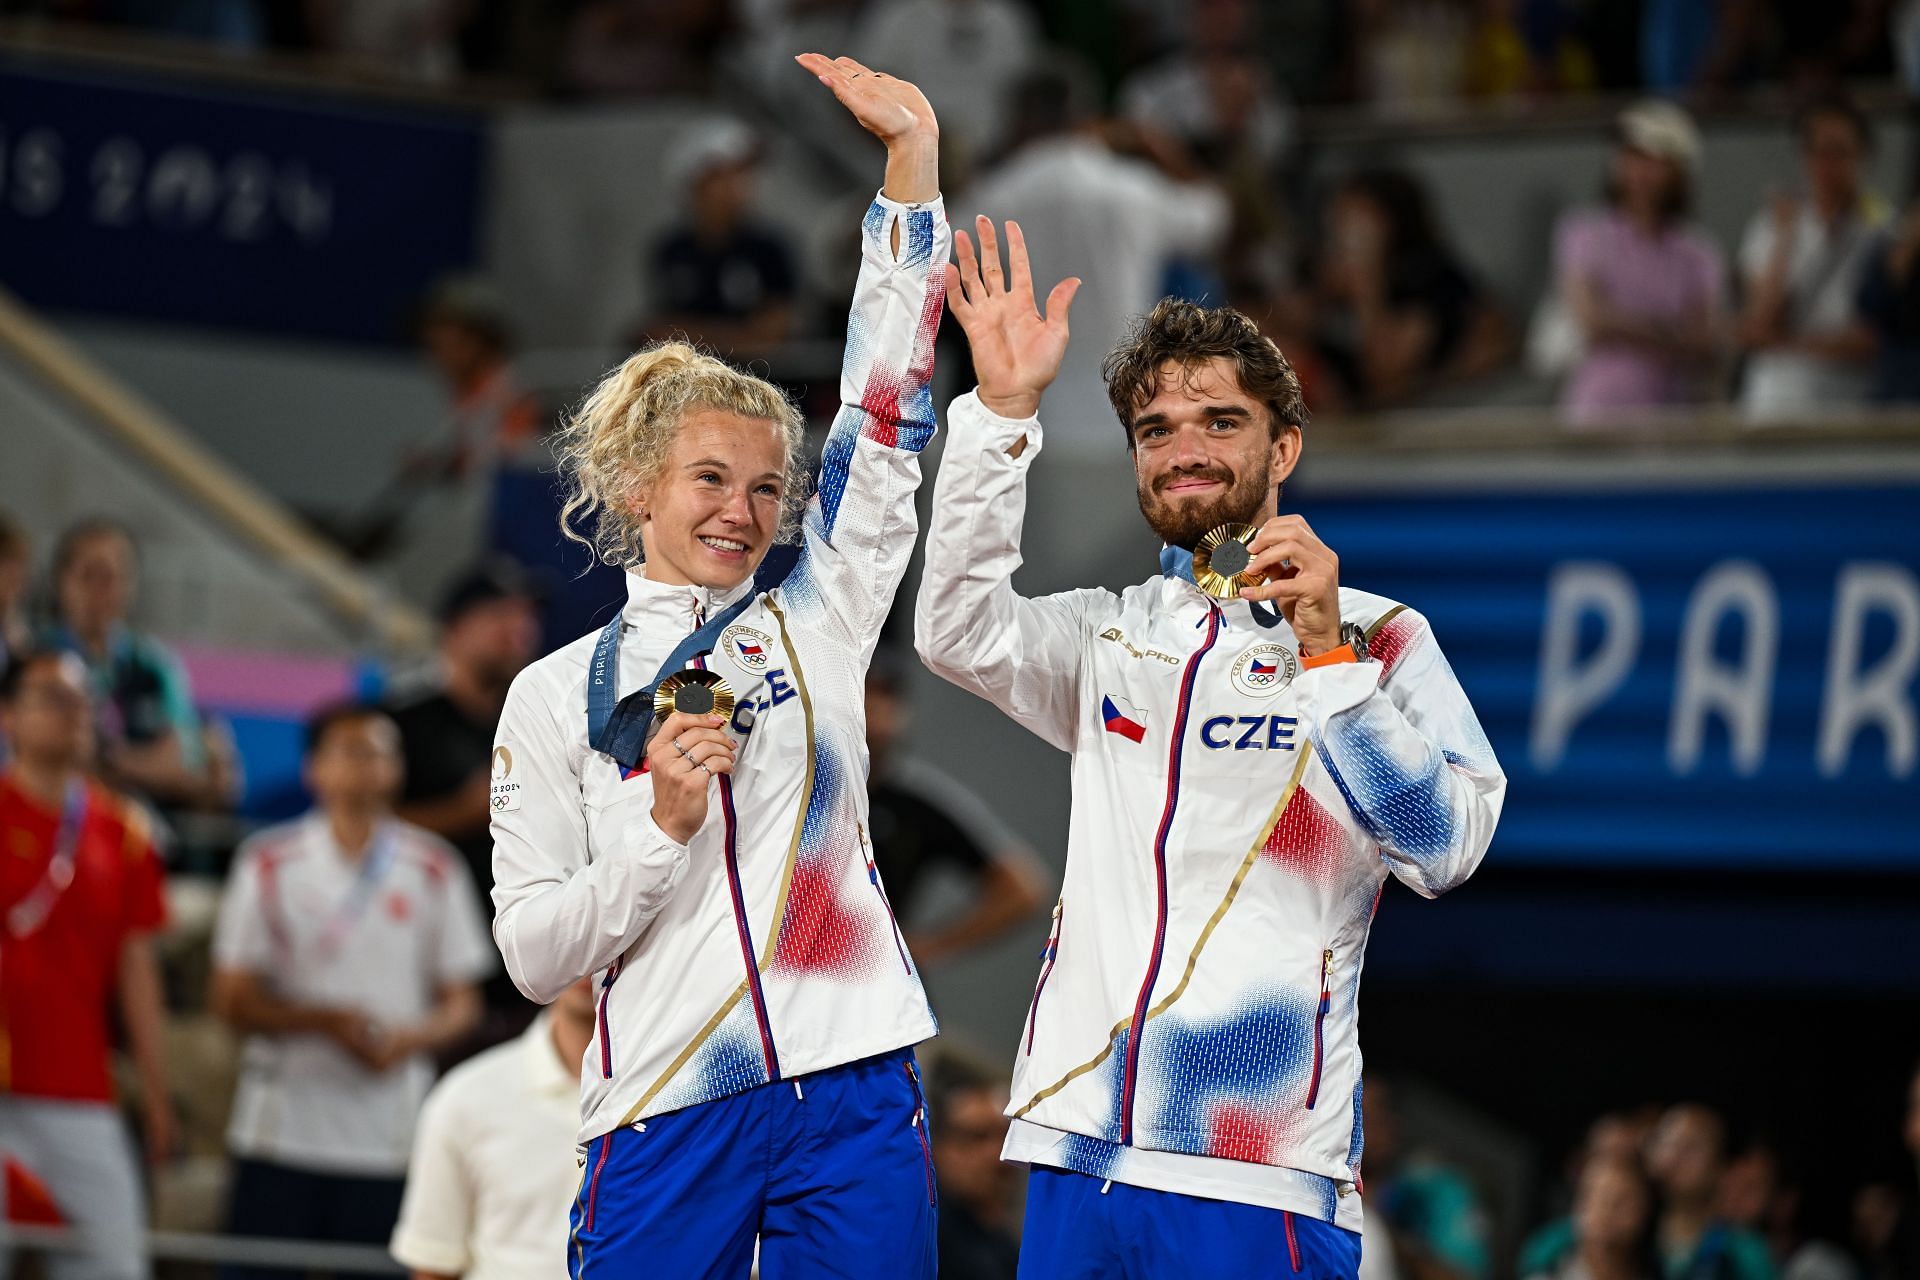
[{"x1": 1153, "y1": 464, "x2": 1235, "y2": 494}]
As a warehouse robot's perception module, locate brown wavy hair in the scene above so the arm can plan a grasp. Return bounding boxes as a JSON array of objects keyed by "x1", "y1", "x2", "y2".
[
  {"x1": 556, "y1": 341, "x2": 807, "y2": 571},
  {"x1": 1102, "y1": 298, "x2": 1307, "y2": 449}
]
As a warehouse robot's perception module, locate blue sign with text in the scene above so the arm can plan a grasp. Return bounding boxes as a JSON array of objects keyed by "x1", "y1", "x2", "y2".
[
  {"x1": 1303, "y1": 482, "x2": 1920, "y2": 869},
  {"x1": 0, "y1": 62, "x2": 485, "y2": 344}
]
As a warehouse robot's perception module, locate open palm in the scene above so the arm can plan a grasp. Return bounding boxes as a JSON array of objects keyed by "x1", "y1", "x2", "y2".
[
  {"x1": 795, "y1": 53, "x2": 935, "y2": 145},
  {"x1": 946, "y1": 217, "x2": 1080, "y2": 421}
]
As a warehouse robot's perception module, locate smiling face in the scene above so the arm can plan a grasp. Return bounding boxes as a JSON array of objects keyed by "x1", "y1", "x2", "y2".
[
  {"x1": 638, "y1": 409, "x2": 789, "y2": 590},
  {"x1": 1130, "y1": 357, "x2": 1301, "y2": 549}
]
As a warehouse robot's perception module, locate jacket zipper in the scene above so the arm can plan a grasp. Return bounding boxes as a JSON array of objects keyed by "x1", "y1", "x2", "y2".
[
  {"x1": 859, "y1": 823, "x2": 912, "y2": 974},
  {"x1": 904, "y1": 1061, "x2": 937, "y2": 1207},
  {"x1": 719, "y1": 773, "x2": 781, "y2": 1081},
  {"x1": 597, "y1": 958, "x2": 621, "y2": 1079},
  {"x1": 1119, "y1": 606, "x2": 1220, "y2": 1145},
  {"x1": 1305, "y1": 947, "x2": 1333, "y2": 1110},
  {"x1": 695, "y1": 633, "x2": 781, "y2": 1084},
  {"x1": 1024, "y1": 899, "x2": 1065, "y2": 1055},
  {"x1": 1284, "y1": 1209, "x2": 1302, "y2": 1272},
  {"x1": 583, "y1": 1130, "x2": 613, "y2": 1232}
]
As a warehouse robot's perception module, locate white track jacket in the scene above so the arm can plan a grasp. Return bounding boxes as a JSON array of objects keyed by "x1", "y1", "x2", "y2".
[
  {"x1": 490, "y1": 193, "x2": 948, "y2": 1146},
  {"x1": 915, "y1": 391, "x2": 1506, "y2": 1230}
]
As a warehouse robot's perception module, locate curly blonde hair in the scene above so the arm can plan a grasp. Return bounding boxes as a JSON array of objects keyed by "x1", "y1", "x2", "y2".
[{"x1": 557, "y1": 341, "x2": 808, "y2": 572}]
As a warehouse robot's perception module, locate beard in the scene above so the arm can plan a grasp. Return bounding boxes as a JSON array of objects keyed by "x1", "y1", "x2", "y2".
[{"x1": 1136, "y1": 454, "x2": 1274, "y2": 549}]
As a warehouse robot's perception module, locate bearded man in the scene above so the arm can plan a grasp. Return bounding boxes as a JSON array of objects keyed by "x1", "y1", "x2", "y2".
[{"x1": 915, "y1": 219, "x2": 1507, "y2": 1279}]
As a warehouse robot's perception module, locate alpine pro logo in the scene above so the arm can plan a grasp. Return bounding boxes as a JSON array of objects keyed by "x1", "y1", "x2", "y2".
[
  {"x1": 489, "y1": 744, "x2": 522, "y2": 813},
  {"x1": 721, "y1": 625, "x2": 775, "y2": 673},
  {"x1": 1230, "y1": 643, "x2": 1298, "y2": 697}
]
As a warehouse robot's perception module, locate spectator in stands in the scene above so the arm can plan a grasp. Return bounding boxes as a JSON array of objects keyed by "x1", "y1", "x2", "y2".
[
  {"x1": 1523, "y1": 1153, "x2": 1662, "y2": 1280},
  {"x1": 1643, "y1": 1104, "x2": 1776, "y2": 1280},
  {"x1": 926, "y1": 1050, "x2": 1020, "y2": 1280},
  {"x1": 0, "y1": 650, "x2": 173, "y2": 1280},
  {"x1": 0, "y1": 510, "x2": 30, "y2": 681},
  {"x1": 1117, "y1": 0, "x2": 1292, "y2": 174},
  {"x1": 1522, "y1": 1110, "x2": 1667, "y2": 1276},
  {"x1": 1307, "y1": 167, "x2": 1511, "y2": 410},
  {"x1": 637, "y1": 120, "x2": 798, "y2": 357},
  {"x1": 850, "y1": 0, "x2": 1041, "y2": 178},
  {"x1": 1552, "y1": 101, "x2": 1727, "y2": 425},
  {"x1": 1363, "y1": 1076, "x2": 1495, "y2": 1280},
  {"x1": 1853, "y1": 1060, "x2": 1920, "y2": 1280},
  {"x1": 1853, "y1": 195, "x2": 1920, "y2": 402},
  {"x1": 306, "y1": 0, "x2": 469, "y2": 79},
  {"x1": 387, "y1": 561, "x2": 540, "y2": 1027},
  {"x1": 1736, "y1": 94, "x2": 1884, "y2": 422},
  {"x1": 210, "y1": 704, "x2": 493, "y2": 1275},
  {"x1": 1716, "y1": 1144, "x2": 1854, "y2": 1280},
  {"x1": 864, "y1": 650, "x2": 1044, "y2": 966},
  {"x1": 43, "y1": 517, "x2": 236, "y2": 813},
  {"x1": 389, "y1": 976, "x2": 597, "y2": 1280},
  {"x1": 960, "y1": 65, "x2": 1229, "y2": 447},
  {"x1": 417, "y1": 278, "x2": 545, "y2": 480}
]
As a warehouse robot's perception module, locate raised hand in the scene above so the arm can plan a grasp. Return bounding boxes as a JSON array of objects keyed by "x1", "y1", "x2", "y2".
[
  {"x1": 1242, "y1": 515, "x2": 1343, "y2": 657},
  {"x1": 946, "y1": 217, "x2": 1080, "y2": 421},
  {"x1": 796, "y1": 53, "x2": 938, "y2": 209}
]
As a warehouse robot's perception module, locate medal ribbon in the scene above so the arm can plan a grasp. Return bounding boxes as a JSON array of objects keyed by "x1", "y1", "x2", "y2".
[
  {"x1": 5, "y1": 780, "x2": 88, "y2": 940},
  {"x1": 314, "y1": 823, "x2": 399, "y2": 962}
]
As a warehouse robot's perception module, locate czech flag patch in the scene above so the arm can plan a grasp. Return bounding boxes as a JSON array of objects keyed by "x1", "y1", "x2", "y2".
[{"x1": 1102, "y1": 693, "x2": 1147, "y2": 743}]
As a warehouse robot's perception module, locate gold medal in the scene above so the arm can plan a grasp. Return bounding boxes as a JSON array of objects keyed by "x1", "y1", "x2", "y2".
[
  {"x1": 654, "y1": 670, "x2": 736, "y2": 721},
  {"x1": 1191, "y1": 523, "x2": 1261, "y2": 599}
]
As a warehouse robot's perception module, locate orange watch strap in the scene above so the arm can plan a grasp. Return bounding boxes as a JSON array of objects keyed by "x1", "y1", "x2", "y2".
[{"x1": 1298, "y1": 642, "x2": 1358, "y2": 670}]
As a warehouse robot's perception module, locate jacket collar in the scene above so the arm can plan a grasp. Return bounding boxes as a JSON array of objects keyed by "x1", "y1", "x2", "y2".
[{"x1": 620, "y1": 569, "x2": 754, "y2": 630}]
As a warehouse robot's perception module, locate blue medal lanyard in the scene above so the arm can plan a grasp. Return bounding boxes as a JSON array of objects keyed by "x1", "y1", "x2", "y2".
[
  {"x1": 5, "y1": 780, "x2": 87, "y2": 939},
  {"x1": 587, "y1": 587, "x2": 762, "y2": 771},
  {"x1": 314, "y1": 822, "x2": 399, "y2": 961}
]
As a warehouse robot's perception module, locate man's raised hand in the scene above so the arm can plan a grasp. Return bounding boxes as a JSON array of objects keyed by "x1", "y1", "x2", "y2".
[{"x1": 946, "y1": 217, "x2": 1080, "y2": 421}]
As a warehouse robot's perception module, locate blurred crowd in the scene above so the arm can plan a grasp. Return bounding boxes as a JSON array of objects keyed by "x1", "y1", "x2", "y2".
[{"x1": 0, "y1": 0, "x2": 1903, "y2": 109}]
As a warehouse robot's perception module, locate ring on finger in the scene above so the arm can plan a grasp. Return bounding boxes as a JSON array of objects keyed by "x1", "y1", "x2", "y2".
[{"x1": 672, "y1": 737, "x2": 688, "y2": 757}]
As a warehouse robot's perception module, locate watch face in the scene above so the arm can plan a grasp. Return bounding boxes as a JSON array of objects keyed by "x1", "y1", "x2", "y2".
[{"x1": 1344, "y1": 624, "x2": 1370, "y2": 661}]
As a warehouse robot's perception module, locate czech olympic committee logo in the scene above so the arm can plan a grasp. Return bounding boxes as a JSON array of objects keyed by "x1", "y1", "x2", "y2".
[
  {"x1": 489, "y1": 745, "x2": 521, "y2": 813},
  {"x1": 1230, "y1": 643, "x2": 1298, "y2": 697},
  {"x1": 721, "y1": 626, "x2": 775, "y2": 673}
]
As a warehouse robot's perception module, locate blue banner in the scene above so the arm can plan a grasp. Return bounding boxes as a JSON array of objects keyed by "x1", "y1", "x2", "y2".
[
  {"x1": 1301, "y1": 482, "x2": 1920, "y2": 869},
  {"x1": 0, "y1": 62, "x2": 484, "y2": 344}
]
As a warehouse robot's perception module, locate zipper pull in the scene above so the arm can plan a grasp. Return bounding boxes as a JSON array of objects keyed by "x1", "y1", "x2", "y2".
[{"x1": 1321, "y1": 948, "x2": 1334, "y2": 989}]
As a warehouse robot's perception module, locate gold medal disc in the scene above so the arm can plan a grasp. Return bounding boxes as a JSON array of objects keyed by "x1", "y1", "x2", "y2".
[
  {"x1": 654, "y1": 670, "x2": 736, "y2": 721},
  {"x1": 1191, "y1": 523, "x2": 1261, "y2": 599}
]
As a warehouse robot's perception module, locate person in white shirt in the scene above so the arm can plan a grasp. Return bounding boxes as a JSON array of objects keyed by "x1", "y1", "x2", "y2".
[
  {"x1": 211, "y1": 704, "x2": 493, "y2": 1278},
  {"x1": 488, "y1": 55, "x2": 952, "y2": 1280},
  {"x1": 917, "y1": 228, "x2": 1503, "y2": 1279},
  {"x1": 390, "y1": 978, "x2": 597, "y2": 1280},
  {"x1": 1736, "y1": 93, "x2": 1886, "y2": 421},
  {"x1": 961, "y1": 66, "x2": 1230, "y2": 451}
]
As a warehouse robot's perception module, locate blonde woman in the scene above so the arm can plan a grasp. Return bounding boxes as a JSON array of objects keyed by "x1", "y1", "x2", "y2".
[{"x1": 489, "y1": 54, "x2": 950, "y2": 1280}]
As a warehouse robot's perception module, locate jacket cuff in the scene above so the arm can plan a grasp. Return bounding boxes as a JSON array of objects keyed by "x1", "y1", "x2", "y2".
[
  {"x1": 950, "y1": 389, "x2": 1041, "y2": 463},
  {"x1": 1299, "y1": 642, "x2": 1358, "y2": 669}
]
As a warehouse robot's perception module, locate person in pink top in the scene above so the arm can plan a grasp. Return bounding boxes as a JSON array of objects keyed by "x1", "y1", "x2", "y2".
[{"x1": 1554, "y1": 100, "x2": 1728, "y2": 424}]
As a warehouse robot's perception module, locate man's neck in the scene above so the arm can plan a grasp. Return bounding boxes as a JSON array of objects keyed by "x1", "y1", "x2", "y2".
[
  {"x1": 549, "y1": 1008, "x2": 596, "y2": 1074},
  {"x1": 1815, "y1": 189, "x2": 1855, "y2": 225},
  {"x1": 7, "y1": 759, "x2": 79, "y2": 807},
  {"x1": 326, "y1": 806, "x2": 384, "y2": 858},
  {"x1": 1662, "y1": 1203, "x2": 1713, "y2": 1252},
  {"x1": 71, "y1": 621, "x2": 113, "y2": 656},
  {"x1": 442, "y1": 664, "x2": 502, "y2": 722}
]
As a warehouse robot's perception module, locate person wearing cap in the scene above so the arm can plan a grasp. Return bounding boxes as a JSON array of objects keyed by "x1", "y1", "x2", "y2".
[
  {"x1": 636, "y1": 119, "x2": 799, "y2": 356},
  {"x1": 1553, "y1": 99, "x2": 1728, "y2": 425},
  {"x1": 385, "y1": 562, "x2": 541, "y2": 1033},
  {"x1": 211, "y1": 703, "x2": 494, "y2": 1277},
  {"x1": 489, "y1": 55, "x2": 949, "y2": 1277},
  {"x1": 916, "y1": 227, "x2": 1504, "y2": 1276}
]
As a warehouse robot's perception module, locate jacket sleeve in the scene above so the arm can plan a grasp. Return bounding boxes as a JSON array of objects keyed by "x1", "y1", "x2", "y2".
[
  {"x1": 914, "y1": 390, "x2": 1109, "y2": 753},
  {"x1": 489, "y1": 668, "x2": 690, "y2": 1003},
  {"x1": 781, "y1": 191, "x2": 950, "y2": 664},
  {"x1": 1288, "y1": 609, "x2": 1505, "y2": 897}
]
